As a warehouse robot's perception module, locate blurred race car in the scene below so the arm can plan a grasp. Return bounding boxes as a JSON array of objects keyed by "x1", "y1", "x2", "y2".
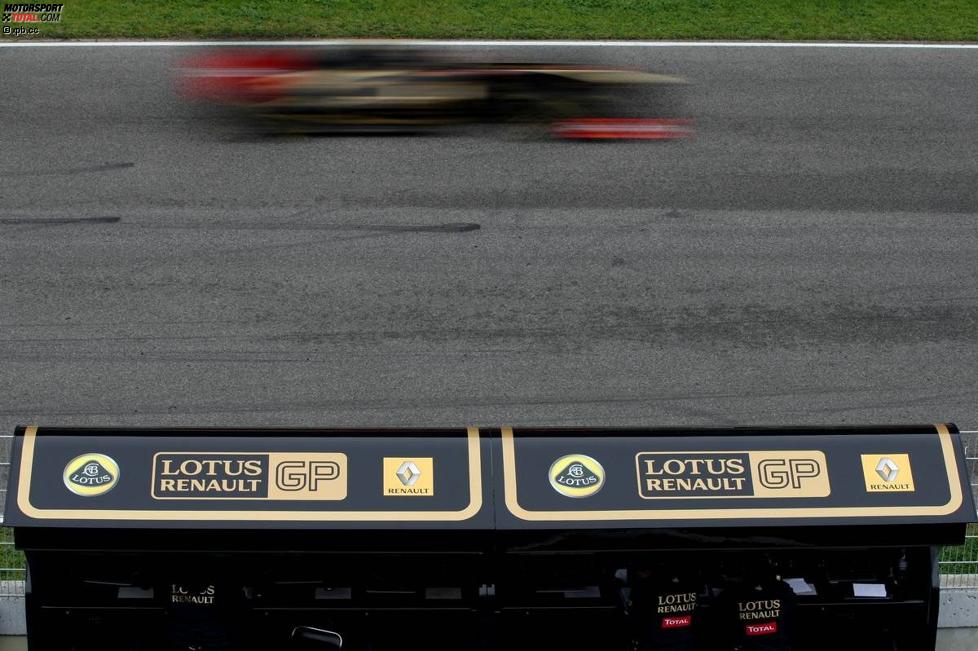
[{"x1": 178, "y1": 46, "x2": 692, "y2": 139}]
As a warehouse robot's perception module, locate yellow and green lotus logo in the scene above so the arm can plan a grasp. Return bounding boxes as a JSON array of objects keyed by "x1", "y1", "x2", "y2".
[
  {"x1": 548, "y1": 454, "x2": 604, "y2": 498},
  {"x1": 63, "y1": 453, "x2": 120, "y2": 496}
]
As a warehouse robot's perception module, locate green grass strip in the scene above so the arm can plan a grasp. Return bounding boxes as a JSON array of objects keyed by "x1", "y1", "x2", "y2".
[{"x1": 5, "y1": 0, "x2": 978, "y2": 41}]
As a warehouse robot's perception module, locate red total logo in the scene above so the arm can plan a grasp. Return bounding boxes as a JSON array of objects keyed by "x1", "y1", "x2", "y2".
[
  {"x1": 745, "y1": 621, "x2": 778, "y2": 636},
  {"x1": 661, "y1": 615, "x2": 692, "y2": 629}
]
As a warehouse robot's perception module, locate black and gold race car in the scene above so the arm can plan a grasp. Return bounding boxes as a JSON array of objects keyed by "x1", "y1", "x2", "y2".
[{"x1": 179, "y1": 45, "x2": 692, "y2": 139}]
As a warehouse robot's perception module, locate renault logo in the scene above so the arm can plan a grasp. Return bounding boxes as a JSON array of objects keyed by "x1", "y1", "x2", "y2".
[
  {"x1": 875, "y1": 457, "x2": 899, "y2": 482},
  {"x1": 383, "y1": 457, "x2": 434, "y2": 496},
  {"x1": 396, "y1": 460, "x2": 422, "y2": 487},
  {"x1": 861, "y1": 454, "x2": 915, "y2": 492}
]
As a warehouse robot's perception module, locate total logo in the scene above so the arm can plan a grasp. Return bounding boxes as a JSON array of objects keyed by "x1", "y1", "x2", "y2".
[
  {"x1": 861, "y1": 454, "x2": 915, "y2": 493},
  {"x1": 548, "y1": 454, "x2": 605, "y2": 498},
  {"x1": 745, "y1": 622, "x2": 778, "y2": 636},
  {"x1": 661, "y1": 614, "x2": 692, "y2": 629},
  {"x1": 63, "y1": 453, "x2": 120, "y2": 497}
]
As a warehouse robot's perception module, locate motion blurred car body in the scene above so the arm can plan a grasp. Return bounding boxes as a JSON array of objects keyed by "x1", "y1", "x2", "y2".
[{"x1": 179, "y1": 46, "x2": 692, "y2": 139}]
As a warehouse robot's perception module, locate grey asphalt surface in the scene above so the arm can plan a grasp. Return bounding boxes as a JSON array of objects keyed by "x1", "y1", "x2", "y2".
[{"x1": 1, "y1": 44, "x2": 977, "y2": 432}]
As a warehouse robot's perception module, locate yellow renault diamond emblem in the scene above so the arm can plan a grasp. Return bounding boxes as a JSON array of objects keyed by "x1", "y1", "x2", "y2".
[
  {"x1": 384, "y1": 457, "x2": 434, "y2": 496},
  {"x1": 861, "y1": 454, "x2": 915, "y2": 493}
]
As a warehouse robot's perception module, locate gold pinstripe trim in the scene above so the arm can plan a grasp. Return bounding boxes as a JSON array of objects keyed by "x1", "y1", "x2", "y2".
[
  {"x1": 16, "y1": 426, "x2": 482, "y2": 522},
  {"x1": 502, "y1": 424, "x2": 962, "y2": 521}
]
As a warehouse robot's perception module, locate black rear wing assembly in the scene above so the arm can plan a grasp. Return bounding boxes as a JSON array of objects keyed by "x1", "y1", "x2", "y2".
[{"x1": 4, "y1": 424, "x2": 975, "y2": 651}]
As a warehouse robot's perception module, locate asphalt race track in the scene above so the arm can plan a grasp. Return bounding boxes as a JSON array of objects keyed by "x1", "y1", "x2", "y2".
[{"x1": 1, "y1": 44, "x2": 977, "y2": 431}]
